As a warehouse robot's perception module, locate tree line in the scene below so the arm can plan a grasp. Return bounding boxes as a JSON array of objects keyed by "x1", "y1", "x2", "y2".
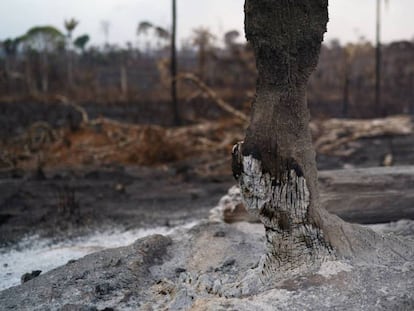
[{"x1": 0, "y1": 19, "x2": 413, "y2": 119}]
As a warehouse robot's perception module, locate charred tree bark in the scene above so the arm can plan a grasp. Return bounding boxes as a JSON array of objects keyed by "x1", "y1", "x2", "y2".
[
  {"x1": 233, "y1": 0, "x2": 334, "y2": 275},
  {"x1": 232, "y1": 0, "x2": 388, "y2": 280}
]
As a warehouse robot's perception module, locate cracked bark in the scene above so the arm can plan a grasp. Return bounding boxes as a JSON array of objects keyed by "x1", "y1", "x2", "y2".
[{"x1": 232, "y1": 0, "x2": 394, "y2": 279}]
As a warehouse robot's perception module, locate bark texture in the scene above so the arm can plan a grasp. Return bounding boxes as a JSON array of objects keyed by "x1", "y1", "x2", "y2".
[
  {"x1": 234, "y1": 1, "x2": 412, "y2": 280},
  {"x1": 233, "y1": 0, "x2": 335, "y2": 277}
]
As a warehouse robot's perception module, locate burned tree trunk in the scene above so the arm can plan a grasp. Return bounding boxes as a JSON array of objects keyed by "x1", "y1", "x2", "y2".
[
  {"x1": 232, "y1": 0, "x2": 403, "y2": 280},
  {"x1": 232, "y1": 0, "x2": 334, "y2": 275}
]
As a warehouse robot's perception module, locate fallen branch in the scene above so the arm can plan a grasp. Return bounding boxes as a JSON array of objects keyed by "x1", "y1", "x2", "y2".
[
  {"x1": 313, "y1": 115, "x2": 413, "y2": 156},
  {"x1": 55, "y1": 95, "x2": 89, "y2": 123},
  {"x1": 177, "y1": 73, "x2": 249, "y2": 122}
]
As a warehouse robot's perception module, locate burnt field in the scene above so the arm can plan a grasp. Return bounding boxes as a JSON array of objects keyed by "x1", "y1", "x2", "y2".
[
  {"x1": 0, "y1": 96, "x2": 248, "y2": 141},
  {"x1": 0, "y1": 98, "x2": 413, "y2": 248}
]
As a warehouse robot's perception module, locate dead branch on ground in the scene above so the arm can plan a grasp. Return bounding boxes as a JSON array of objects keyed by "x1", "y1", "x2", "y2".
[
  {"x1": 177, "y1": 73, "x2": 249, "y2": 122},
  {"x1": 313, "y1": 115, "x2": 413, "y2": 156}
]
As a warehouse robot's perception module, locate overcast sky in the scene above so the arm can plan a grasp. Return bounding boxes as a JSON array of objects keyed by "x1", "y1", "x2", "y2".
[{"x1": 1, "y1": 0, "x2": 413, "y2": 47}]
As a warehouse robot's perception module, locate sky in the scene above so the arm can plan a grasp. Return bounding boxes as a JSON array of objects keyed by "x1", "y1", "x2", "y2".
[{"x1": 0, "y1": 0, "x2": 413, "y2": 47}]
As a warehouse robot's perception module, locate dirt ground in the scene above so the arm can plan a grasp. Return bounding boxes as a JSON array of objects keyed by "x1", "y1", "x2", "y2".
[
  {"x1": 0, "y1": 100, "x2": 413, "y2": 248},
  {"x1": 0, "y1": 165, "x2": 234, "y2": 247},
  {"x1": 1, "y1": 138, "x2": 414, "y2": 248}
]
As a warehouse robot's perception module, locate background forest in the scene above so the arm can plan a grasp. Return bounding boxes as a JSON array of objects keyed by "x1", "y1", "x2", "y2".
[
  {"x1": 2, "y1": 12, "x2": 414, "y2": 114},
  {"x1": 2, "y1": 22, "x2": 414, "y2": 120},
  {"x1": 1, "y1": 14, "x2": 414, "y2": 172}
]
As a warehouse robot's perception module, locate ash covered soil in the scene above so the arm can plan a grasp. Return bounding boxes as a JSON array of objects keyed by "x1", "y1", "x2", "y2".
[
  {"x1": 0, "y1": 218, "x2": 413, "y2": 310},
  {"x1": 1, "y1": 163, "x2": 414, "y2": 248},
  {"x1": 0, "y1": 166, "x2": 234, "y2": 247},
  {"x1": 0, "y1": 165, "x2": 413, "y2": 310}
]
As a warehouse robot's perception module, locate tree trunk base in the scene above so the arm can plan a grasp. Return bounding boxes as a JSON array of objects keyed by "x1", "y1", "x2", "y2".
[
  {"x1": 233, "y1": 143, "x2": 335, "y2": 280},
  {"x1": 233, "y1": 142, "x2": 414, "y2": 282}
]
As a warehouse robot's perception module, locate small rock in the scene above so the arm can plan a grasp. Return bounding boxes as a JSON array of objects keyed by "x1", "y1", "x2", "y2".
[
  {"x1": 73, "y1": 270, "x2": 90, "y2": 280},
  {"x1": 213, "y1": 231, "x2": 226, "y2": 237},
  {"x1": 21, "y1": 270, "x2": 42, "y2": 284},
  {"x1": 175, "y1": 267, "x2": 187, "y2": 275},
  {"x1": 215, "y1": 259, "x2": 236, "y2": 272},
  {"x1": 120, "y1": 291, "x2": 133, "y2": 303},
  {"x1": 223, "y1": 259, "x2": 236, "y2": 267},
  {"x1": 111, "y1": 258, "x2": 122, "y2": 267},
  {"x1": 114, "y1": 183, "x2": 125, "y2": 193},
  {"x1": 95, "y1": 283, "x2": 111, "y2": 296}
]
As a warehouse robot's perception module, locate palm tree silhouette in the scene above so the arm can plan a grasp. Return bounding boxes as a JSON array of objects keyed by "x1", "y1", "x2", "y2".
[
  {"x1": 64, "y1": 18, "x2": 79, "y2": 90},
  {"x1": 137, "y1": 2, "x2": 181, "y2": 125},
  {"x1": 64, "y1": 18, "x2": 79, "y2": 40}
]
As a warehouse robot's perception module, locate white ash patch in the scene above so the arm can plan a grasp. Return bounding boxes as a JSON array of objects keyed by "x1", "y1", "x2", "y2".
[
  {"x1": 0, "y1": 221, "x2": 198, "y2": 291},
  {"x1": 367, "y1": 219, "x2": 414, "y2": 237},
  {"x1": 317, "y1": 260, "x2": 353, "y2": 277}
]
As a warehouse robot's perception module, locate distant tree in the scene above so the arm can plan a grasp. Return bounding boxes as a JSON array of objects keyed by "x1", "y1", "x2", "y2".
[
  {"x1": 1, "y1": 37, "x2": 23, "y2": 93},
  {"x1": 137, "y1": 21, "x2": 154, "y2": 53},
  {"x1": 375, "y1": 0, "x2": 390, "y2": 116},
  {"x1": 1, "y1": 37, "x2": 20, "y2": 71},
  {"x1": 191, "y1": 27, "x2": 215, "y2": 80},
  {"x1": 170, "y1": 0, "x2": 181, "y2": 125},
  {"x1": 64, "y1": 18, "x2": 79, "y2": 40},
  {"x1": 137, "y1": 14, "x2": 181, "y2": 125},
  {"x1": 119, "y1": 48, "x2": 129, "y2": 100},
  {"x1": 64, "y1": 18, "x2": 79, "y2": 89},
  {"x1": 2, "y1": 38, "x2": 20, "y2": 57},
  {"x1": 20, "y1": 26, "x2": 65, "y2": 93},
  {"x1": 137, "y1": 21, "x2": 153, "y2": 35},
  {"x1": 74, "y1": 34, "x2": 90, "y2": 53},
  {"x1": 342, "y1": 44, "x2": 357, "y2": 117},
  {"x1": 154, "y1": 26, "x2": 170, "y2": 50},
  {"x1": 154, "y1": 26, "x2": 170, "y2": 40},
  {"x1": 137, "y1": 21, "x2": 170, "y2": 52},
  {"x1": 101, "y1": 20, "x2": 110, "y2": 46},
  {"x1": 21, "y1": 26, "x2": 64, "y2": 52},
  {"x1": 224, "y1": 30, "x2": 240, "y2": 49}
]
